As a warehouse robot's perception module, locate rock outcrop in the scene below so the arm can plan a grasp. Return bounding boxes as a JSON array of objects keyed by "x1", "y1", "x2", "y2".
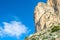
[
  {"x1": 25, "y1": 25, "x2": 60, "y2": 40},
  {"x1": 34, "y1": 0, "x2": 60, "y2": 32},
  {"x1": 25, "y1": 0, "x2": 60, "y2": 40}
]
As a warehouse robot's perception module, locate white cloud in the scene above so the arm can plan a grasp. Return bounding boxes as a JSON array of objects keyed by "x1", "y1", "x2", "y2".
[{"x1": 0, "y1": 21, "x2": 28, "y2": 38}]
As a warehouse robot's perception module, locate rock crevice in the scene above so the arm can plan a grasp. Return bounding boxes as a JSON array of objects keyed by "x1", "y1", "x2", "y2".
[
  {"x1": 25, "y1": 0, "x2": 60, "y2": 40},
  {"x1": 34, "y1": 0, "x2": 60, "y2": 32}
]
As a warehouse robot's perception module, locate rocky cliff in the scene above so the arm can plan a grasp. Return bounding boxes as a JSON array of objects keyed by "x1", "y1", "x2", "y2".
[
  {"x1": 25, "y1": 0, "x2": 60, "y2": 40},
  {"x1": 34, "y1": 0, "x2": 60, "y2": 32}
]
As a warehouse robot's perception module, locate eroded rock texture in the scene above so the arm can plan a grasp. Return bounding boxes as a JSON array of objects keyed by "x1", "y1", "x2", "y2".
[
  {"x1": 25, "y1": 0, "x2": 60, "y2": 40},
  {"x1": 34, "y1": 0, "x2": 60, "y2": 32}
]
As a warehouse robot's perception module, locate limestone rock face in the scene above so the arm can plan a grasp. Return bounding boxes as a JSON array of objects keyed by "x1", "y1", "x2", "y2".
[
  {"x1": 25, "y1": 26, "x2": 60, "y2": 40},
  {"x1": 25, "y1": 0, "x2": 60, "y2": 40},
  {"x1": 34, "y1": 0, "x2": 60, "y2": 32}
]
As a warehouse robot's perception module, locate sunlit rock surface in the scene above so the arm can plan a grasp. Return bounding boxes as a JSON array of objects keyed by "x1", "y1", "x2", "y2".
[
  {"x1": 34, "y1": 0, "x2": 60, "y2": 32},
  {"x1": 25, "y1": 0, "x2": 60, "y2": 40},
  {"x1": 25, "y1": 25, "x2": 60, "y2": 40}
]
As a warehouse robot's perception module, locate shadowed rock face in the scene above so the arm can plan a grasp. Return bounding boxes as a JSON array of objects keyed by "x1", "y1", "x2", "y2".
[
  {"x1": 34, "y1": 0, "x2": 60, "y2": 32},
  {"x1": 48, "y1": 0, "x2": 60, "y2": 14},
  {"x1": 48, "y1": 0, "x2": 60, "y2": 15}
]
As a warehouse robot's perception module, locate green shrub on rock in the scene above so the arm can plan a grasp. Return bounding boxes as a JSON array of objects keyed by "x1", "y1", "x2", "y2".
[
  {"x1": 51, "y1": 26, "x2": 60, "y2": 32},
  {"x1": 31, "y1": 38, "x2": 36, "y2": 40}
]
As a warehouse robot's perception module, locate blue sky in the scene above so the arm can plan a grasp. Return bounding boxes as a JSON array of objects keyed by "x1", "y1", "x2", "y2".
[{"x1": 0, "y1": 0, "x2": 47, "y2": 40}]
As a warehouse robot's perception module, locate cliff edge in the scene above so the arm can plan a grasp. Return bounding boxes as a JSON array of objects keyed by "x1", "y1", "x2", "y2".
[{"x1": 25, "y1": 0, "x2": 60, "y2": 40}]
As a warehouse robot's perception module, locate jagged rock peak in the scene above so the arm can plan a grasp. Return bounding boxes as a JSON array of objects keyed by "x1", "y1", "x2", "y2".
[
  {"x1": 25, "y1": 0, "x2": 60, "y2": 40},
  {"x1": 34, "y1": 0, "x2": 60, "y2": 32}
]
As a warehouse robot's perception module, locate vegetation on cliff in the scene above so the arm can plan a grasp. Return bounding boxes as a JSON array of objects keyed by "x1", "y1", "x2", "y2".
[{"x1": 25, "y1": 25, "x2": 60, "y2": 40}]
